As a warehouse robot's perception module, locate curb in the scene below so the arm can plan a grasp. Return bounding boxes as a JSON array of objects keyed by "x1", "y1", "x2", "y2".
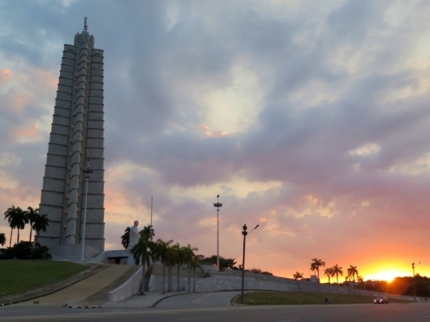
[{"x1": 66, "y1": 305, "x2": 103, "y2": 309}]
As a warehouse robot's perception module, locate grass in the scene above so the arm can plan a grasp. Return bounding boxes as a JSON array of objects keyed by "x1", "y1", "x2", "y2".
[
  {"x1": 0, "y1": 260, "x2": 88, "y2": 297},
  {"x1": 233, "y1": 291, "x2": 410, "y2": 305}
]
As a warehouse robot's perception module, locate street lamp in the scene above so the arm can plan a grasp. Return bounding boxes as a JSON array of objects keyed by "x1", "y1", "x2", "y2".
[
  {"x1": 241, "y1": 223, "x2": 259, "y2": 304},
  {"x1": 80, "y1": 159, "x2": 93, "y2": 262},
  {"x1": 213, "y1": 195, "x2": 222, "y2": 270},
  {"x1": 412, "y1": 262, "x2": 421, "y2": 301}
]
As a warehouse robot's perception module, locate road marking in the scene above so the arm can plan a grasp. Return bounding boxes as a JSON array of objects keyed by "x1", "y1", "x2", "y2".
[{"x1": 272, "y1": 319, "x2": 300, "y2": 322}]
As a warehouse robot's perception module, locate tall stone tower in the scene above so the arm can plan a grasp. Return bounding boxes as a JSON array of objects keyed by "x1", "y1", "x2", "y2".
[{"x1": 38, "y1": 18, "x2": 105, "y2": 259}]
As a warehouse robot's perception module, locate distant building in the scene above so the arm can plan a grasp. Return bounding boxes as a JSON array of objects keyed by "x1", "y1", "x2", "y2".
[
  {"x1": 310, "y1": 275, "x2": 318, "y2": 282},
  {"x1": 38, "y1": 18, "x2": 105, "y2": 260}
]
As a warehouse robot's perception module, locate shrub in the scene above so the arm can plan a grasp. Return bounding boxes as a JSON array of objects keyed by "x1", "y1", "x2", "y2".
[{"x1": 0, "y1": 241, "x2": 51, "y2": 260}]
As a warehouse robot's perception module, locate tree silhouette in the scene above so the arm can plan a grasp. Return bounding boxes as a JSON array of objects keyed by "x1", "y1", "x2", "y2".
[
  {"x1": 324, "y1": 267, "x2": 333, "y2": 283},
  {"x1": 32, "y1": 213, "x2": 49, "y2": 244},
  {"x1": 0, "y1": 233, "x2": 5, "y2": 246},
  {"x1": 25, "y1": 207, "x2": 39, "y2": 242},
  {"x1": 310, "y1": 258, "x2": 326, "y2": 282},
  {"x1": 181, "y1": 244, "x2": 198, "y2": 292},
  {"x1": 190, "y1": 256, "x2": 202, "y2": 292},
  {"x1": 131, "y1": 237, "x2": 154, "y2": 295},
  {"x1": 139, "y1": 224, "x2": 155, "y2": 241},
  {"x1": 4, "y1": 206, "x2": 28, "y2": 245},
  {"x1": 171, "y1": 243, "x2": 184, "y2": 292},
  {"x1": 4, "y1": 205, "x2": 18, "y2": 247},
  {"x1": 121, "y1": 227, "x2": 130, "y2": 249},
  {"x1": 154, "y1": 239, "x2": 173, "y2": 294},
  {"x1": 331, "y1": 264, "x2": 343, "y2": 292},
  {"x1": 293, "y1": 272, "x2": 304, "y2": 291},
  {"x1": 347, "y1": 265, "x2": 359, "y2": 294},
  {"x1": 357, "y1": 275, "x2": 364, "y2": 290}
]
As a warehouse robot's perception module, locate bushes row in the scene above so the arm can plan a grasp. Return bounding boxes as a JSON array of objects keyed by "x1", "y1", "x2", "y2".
[{"x1": 0, "y1": 241, "x2": 51, "y2": 260}]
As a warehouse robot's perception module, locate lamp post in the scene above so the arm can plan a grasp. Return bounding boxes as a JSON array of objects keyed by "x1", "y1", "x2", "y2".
[
  {"x1": 213, "y1": 195, "x2": 222, "y2": 270},
  {"x1": 80, "y1": 159, "x2": 93, "y2": 262},
  {"x1": 241, "y1": 223, "x2": 259, "y2": 304},
  {"x1": 412, "y1": 262, "x2": 421, "y2": 301}
]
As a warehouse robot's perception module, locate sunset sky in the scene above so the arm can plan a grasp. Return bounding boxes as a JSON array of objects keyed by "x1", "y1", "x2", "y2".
[{"x1": 1, "y1": 0, "x2": 430, "y2": 283}]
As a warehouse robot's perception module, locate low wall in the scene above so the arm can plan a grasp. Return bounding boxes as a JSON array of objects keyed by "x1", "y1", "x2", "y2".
[{"x1": 106, "y1": 266, "x2": 143, "y2": 302}]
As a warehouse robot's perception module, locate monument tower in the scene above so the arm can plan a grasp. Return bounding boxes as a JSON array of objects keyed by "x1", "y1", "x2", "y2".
[{"x1": 38, "y1": 18, "x2": 105, "y2": 259}]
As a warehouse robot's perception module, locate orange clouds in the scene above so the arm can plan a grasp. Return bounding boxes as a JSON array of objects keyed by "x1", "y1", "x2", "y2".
[
  {"x1": 200, "y1": 124, "x2": 226, "y2": 137},
  {"x1": 11, "y1": 123, "x2": 40, "y2": 143},
  {"x1": 0, "y1": 69, "x2": 13, "y2": 84}
]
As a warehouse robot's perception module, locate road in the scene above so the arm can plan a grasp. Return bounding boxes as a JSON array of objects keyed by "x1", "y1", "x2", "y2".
[{"x1": 2, "y1": 292, "x2": 430, "y2": 322}]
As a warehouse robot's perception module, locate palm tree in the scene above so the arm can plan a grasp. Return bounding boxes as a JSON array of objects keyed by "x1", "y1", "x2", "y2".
[
  {"x1": 131, "y1": 237, "x2": 154, "y2": 295},
  {"x1": 331, "y1": 264, "x2": 343, "y2": 292},
  {"x1": 26, "y1": 207, "x2": 38, "y2": 242},
  {"x1": 0, "y1": 233, "x2": 6, "y2": 246},
  {"x1": 166, "y1": 246, "x2": 176, "y2": 292},
  {"x1": 4, "y1": 205, "x2": 18, "y2": 247},
  {"x1": 4, "y1": 206, "x2": 28, "y2": 245},
  {"x1": 121, "y1": 227, "x2": 130, "y2": 249},
  {"x1": 357, "y1": 275, "x2": 364, "y2": 290},
  {"x1": 154, "y1": 239, "x2": 173, "y2": 294},
  {"x1": 324, "y1": 267, "x2": 333, "y2": 283},
  {"x1": 181, "y1": 244, "x2": 198, "y2": 292},
  {"x1": 139, "y1": 224, "x2": 155, "y2": 241},
  {"x1": 26, "y1": 207, "x2": 49, "y2": 242},
  {"x1": 32, "y1": 214, "x2": 49, "y2": 244},
  {"x1": 293, "y1": 272, "x2": 304, "y2": 291},
  {"x1": 310, "y1": 258, "x2": 326, "y2": 282},
  {"x1": 14, "y1": 207, "x2": 27, "y2": 243},
  {"x1": 190, "y1": 256, "x2": 202, "y2": 292},
  {"x1": 347, "y1": 265, "x2": 359, "y2": 294},
  {"x1": 171, "y1": 243, "x2": 184, "y2": 292}
]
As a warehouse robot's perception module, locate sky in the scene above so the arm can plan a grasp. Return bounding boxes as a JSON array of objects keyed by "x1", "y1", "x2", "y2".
[{"x1": 1, "y1": 0, "x2": 430, "y2": 283}]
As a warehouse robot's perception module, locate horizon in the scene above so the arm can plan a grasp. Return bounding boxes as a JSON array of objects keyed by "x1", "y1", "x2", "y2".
[{"x1": 1, "y1": 1, "x2": 430, "y2": 283}]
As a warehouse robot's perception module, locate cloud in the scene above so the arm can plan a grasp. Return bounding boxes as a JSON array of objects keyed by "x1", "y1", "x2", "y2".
[{"x1": 1, "y1": 0, "x2": 430, "y2": 280}]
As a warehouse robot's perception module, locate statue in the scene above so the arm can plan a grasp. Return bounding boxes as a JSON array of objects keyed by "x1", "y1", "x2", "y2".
[{"x1": 128, "y1": 220, "x2": 140, "y2": 250}]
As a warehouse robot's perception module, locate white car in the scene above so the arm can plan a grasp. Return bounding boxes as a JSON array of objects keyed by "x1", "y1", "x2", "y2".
[{"x1": 373, "y1": 297, "x2": 388, "y2": 304}]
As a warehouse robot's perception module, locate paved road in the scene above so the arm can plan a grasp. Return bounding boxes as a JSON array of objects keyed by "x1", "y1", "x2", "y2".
[
  {"x1": 2, "y1": 302, "x2": 430, "y2": 321},
  {"x1": 155, "y1": 291, "x2": 239, "y2": 308}
]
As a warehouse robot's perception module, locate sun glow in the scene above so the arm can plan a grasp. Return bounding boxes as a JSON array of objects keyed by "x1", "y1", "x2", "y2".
[{"x1": 365, "y1": 269, "x2": 411, "y2": 282}]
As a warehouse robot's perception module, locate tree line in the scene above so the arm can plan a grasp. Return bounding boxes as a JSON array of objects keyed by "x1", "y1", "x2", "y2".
[
  {"x1": 122, "y1": 224, "x2": 200, "y2": 294},
  {"x1": 1, "y1": 205, "x2": 51, "y2": 260},
  {"x1": 293, "y1": 258, "x2": 361, "y2": 292},
  {"x1": 293, "y1": 258, "x2": 430, "y2": 298},
  {"x1": 121, "y1": 222, "x2": 275, "y2": 295},
  {"x1": 2, "y1": 205, "x2": 49, "y2": 247}
]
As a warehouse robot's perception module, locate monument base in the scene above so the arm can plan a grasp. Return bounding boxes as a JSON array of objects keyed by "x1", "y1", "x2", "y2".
[{"x1": 49, "y1": 244, "x2": 100, "y2": 262}]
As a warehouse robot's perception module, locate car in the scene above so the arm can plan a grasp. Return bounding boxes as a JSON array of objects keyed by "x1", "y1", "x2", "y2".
[{"x1": 373, "y1": 297, "x2": 388, "y2": 304}]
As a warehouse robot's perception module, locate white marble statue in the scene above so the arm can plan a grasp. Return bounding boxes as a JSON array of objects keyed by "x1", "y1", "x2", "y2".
[{"x1": 128, "y1": 220, "x2": 140, "y2": 250}]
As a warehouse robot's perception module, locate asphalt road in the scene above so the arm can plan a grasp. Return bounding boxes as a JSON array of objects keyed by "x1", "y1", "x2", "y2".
[
  {"x1": 155, "y1": 291, "x2": 238, "y2": 308},
  {"x1": 2, "y1": 293, "x2": 430, "y2": 322}
]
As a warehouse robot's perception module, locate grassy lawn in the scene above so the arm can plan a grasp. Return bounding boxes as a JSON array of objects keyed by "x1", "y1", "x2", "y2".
[
  {"x1": 0, "y1": 260, "x2": 88, "y2": 297},
  {"x1": 233, "y1": 291, "x2": 410, "y2": 305}
]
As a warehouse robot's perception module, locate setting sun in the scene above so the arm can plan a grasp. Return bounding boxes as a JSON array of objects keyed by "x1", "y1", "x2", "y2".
[{"x1": 365, "y1": 269, "x2": 412, "y2": 282}]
